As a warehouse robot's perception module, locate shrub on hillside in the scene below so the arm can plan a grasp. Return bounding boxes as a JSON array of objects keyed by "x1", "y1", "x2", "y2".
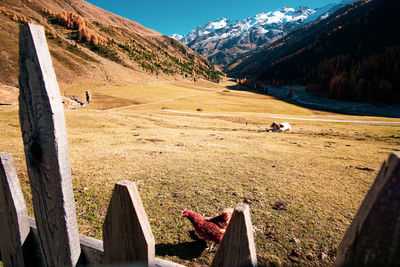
[
  {"x1": 12, "y1": 13, "x2": 18, "y2": 22},
  {"x1": 45, "y1": 28, "x2": 57, "y2": 39},
  {"x1": 10, "y1": 13, "x2": 31, "y2": 24},
  {"x1": 90, "y1": 43, "x2": 121, "y2": 63},
  {"x1": 0, "y1": 7, "x2": 7, "y2": 15}
]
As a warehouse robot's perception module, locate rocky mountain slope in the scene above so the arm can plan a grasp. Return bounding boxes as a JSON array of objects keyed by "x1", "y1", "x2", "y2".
[
  {"x1": 174, "y1": 7, "x2": 314, "y2": 68},
  {"x1": 173, "y1": 1, "x2": 355, "y2": 69},
  {"x1": 228, "y1": 0, "x2": 400, "y2": 103},
  {"x1": 0, "y1": 0, "x2": 221, "y2": 101}
]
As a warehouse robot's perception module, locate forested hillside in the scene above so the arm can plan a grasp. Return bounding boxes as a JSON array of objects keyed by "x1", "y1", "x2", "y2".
[
  {"x1": 0, "y1": 0, "x2": 221, "y2": 98},
  {"x1": 229, "y1": 0, "x2": 400, "y2": 103}
]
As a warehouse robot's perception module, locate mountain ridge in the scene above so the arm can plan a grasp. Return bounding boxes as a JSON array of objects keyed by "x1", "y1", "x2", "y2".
[
  {"x1": 0, "y1": 0, "x2": 221, "y2": 102},
  {"x1": 172, "y1": 1, "x2": 357, "y2": 69},
  {"x1": 171, "y1": 0, "x2": 354, "y2": 71},
  {"x1": 172, "y1": 6, "x2": 314, "y2": 68},
  {"x1": 228, "y1": 0, "x2": 400, "y2": 103}
]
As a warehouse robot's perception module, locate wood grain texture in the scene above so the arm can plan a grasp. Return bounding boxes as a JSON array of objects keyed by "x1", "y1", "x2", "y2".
[
  {"x1": 103, "y1": 180, "x2": 155, "y2": 265},
  {"x1": 155, "y1": 258, "x2": 185, "y2": 267},
  {"x1": 79, "y1": 235, "x2": 104, "y2": 265},
  {"x1": 336, "y1": 152, "x2": 400, "y2": 266},
  {"x1": 0, "y1": 217, "x2": 180, "y2": 266},
  {"x1": 0, "y1": 152, "x2": 30, "y2": 267},
  {"x1": 212, "y1": 203, "x2": 257, "y2": 267},
  {"x1": 27, "y1": 217, "x2": 103, "y2": 266},
  {"x1": 18, "y1": 23, "x2": 80, "y2": 266}
]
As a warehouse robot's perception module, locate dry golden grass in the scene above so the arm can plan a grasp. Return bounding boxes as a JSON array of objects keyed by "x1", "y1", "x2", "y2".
[
  {"x1": 86, "y1": 83, "x2": 205, "y2": 110},
  {"x1": 1, "y1": 80, "x2": 400, "y2": 266},
  {"x1": 86, "y1": 80, "x2": 320, "y2": 117},
  {"x1": 0, "y1": 0, "x2": 222, "y2": 101},
  {"x1": 0, "y1": 84, "x2": 18, "y2": 104}
]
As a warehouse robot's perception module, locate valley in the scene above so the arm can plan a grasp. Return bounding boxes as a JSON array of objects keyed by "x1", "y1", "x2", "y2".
[
  {"x1": 1, "y1": 78, "x2": 399, "y2": 265},
  {"x1": 173, "y1": 1, "x2": 355, "y2": 69},
  {"x1": 1, "y1": 0, "x2": 399, "y2": 266}
]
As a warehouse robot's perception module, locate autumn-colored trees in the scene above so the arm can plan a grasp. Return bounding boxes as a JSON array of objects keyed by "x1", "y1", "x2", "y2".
[
  {"x1": 256, "y1": 42, "x2": 400, "y2": 103},
  {"x1": 0, "y1": 7, "x2": 7, "y2": 15},
  {"x1": 232, "y1": 0, "x2": 400, "y2": 103},
  {"x1": 42, "y1": 8, "x2": 102, "y2": 45},
  {"x1": 11, "y1": 13, "x2": 18, "y2": 22},
  {"x1": 0, "y1": 6, "x2": 29, "y2": 23},
  {"x1": 10, "y1": 12, "x2": 31, "y2": 24},
  {"x1": 315, "y1": 45, "x2": 400, "y2": 102}
]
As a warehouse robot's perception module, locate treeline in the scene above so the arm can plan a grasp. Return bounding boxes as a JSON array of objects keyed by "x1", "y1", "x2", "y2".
[
  {"x1": 40, "y1": 8, "x2": 221, "y2": 82},
  {"x1": 307, "y1": 46, "x2": 400, "y2": 102},
  {"x1": 232, "y1": 0, "x2": 400, "y2": 103},
  {"x1": 0, "y1": 5, "x2": 32, "y2": 24},
  {"x1": 257, "y1": 0, "x2": 400, "y2": 103},
  {"x1": 42, "y1": 8, "x2": 102, "y2": 45}
]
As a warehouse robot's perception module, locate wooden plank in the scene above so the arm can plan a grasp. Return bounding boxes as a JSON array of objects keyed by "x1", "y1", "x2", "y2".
[
  {"x1": 26, "y1": 217, "x2": 103, "y2": 266},
  {"x1": 212, "y1": 203, "x2": 257, "y2": 267},
  {"x1": 155, "y1": 258, "x2": 185, "y2": 267},
  {"x1": 18, "y1": 23, "x2": 80, "y2": 266},
  {"x1": 103, "y1": 180, "x2": 155, "y2": 265},
  {"x1": 78, "y1": 235, "x2": 104, "y2": 265},
  {"x1": 0, "y1": 217, "x2": 181, "y2": 267},
  {"x1": 0, "y1": 152, "x2": 30, "y2": 266},
  {"x1": 336, "y1": 152, "x2": 400, "y2": 266}
]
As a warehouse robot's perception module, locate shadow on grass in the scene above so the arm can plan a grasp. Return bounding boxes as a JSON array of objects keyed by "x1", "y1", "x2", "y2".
[
  {"x1": 156, "y1": 234, "x2": 207, "y2": 260},
  {"x1": 225, "y1": 84, "x2": 257, "y2": 93},
  {"x1": 224, "y1": 84, "x2": 400, "y2": 118}
]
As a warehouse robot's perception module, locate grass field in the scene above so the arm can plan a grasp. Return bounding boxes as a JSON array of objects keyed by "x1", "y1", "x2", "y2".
[{"x1": 1, "y1": 79, "x2": 400, "y2": 266}]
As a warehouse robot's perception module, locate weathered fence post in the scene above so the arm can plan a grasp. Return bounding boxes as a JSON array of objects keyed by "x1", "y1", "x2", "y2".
[
  {"x1": 0, "y1": 152, "x2": 30, "y2": 266},
  {"x1": 18, "y1": 23, "x2": 81, "y2": 266},
  {"x1": 336, "y1": 152, "x2": 400, "y2": 266},
  {"x1": 103, "y1": 180, "x2": 155, "y2": 265},
  {"x1": 212, "y1": 203, "x2": 257, "y2": 267}
]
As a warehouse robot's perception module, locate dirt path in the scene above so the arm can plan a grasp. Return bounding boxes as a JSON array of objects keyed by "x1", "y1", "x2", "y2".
[
  {"x1": 163, "y1": 109, "x2": 400, "y2": 125},
  {"x1": 107, "y1": 92, "x2": 212, "y2": 111},
  {"x1": 266, "y1": 86, "x2": 400, "y2": 118}
]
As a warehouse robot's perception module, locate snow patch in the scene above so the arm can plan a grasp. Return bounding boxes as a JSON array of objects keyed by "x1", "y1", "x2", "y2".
[
  {"x1": 206, "y1": 18, "x2": 229, "y2": 30},
  {"x1": 170, "y1": 34, "x2": 183, "y2": 40},
  {"x1": 303, "y1": 0, "x2": 356, "y2": 25}
]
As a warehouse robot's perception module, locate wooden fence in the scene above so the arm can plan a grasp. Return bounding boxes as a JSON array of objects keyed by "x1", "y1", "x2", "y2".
[
  {"x1": 0, "y1": 23, "x2": 399, "y2": 266},
  {"x1": 0, "y1": 23, "x2": 258, "y2": 267}
]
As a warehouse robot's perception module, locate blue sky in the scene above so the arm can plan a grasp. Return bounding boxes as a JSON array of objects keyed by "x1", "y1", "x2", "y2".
[{"x1": 86, "y1": 0, "x2": 344, "y2": 36}]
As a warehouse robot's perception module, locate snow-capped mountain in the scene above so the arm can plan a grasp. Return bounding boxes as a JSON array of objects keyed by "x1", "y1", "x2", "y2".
[
  {"x1": 303, "y1": 0, "x2": 357, "y2": 24},
  {"x1": 172, "y1": 6, "x2": 315, "y2": 68},
  {"x1": 170, "y1": 33, "x2": 184, "y2": 40},
  {"x1": 171, "y1": 1, "x2": 356, "y2": 69},
  {"x1": 179, "y1": 18, "x2": 236, "y2": 44}
]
